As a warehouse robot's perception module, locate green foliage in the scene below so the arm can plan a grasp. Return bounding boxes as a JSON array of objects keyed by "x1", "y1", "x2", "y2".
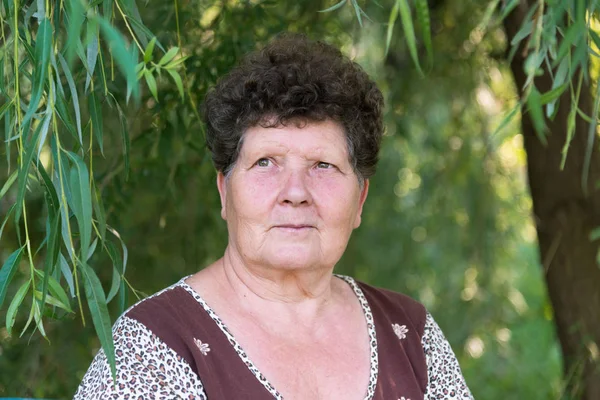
[
  {"x1": 1, "y1": 0, "x2": 596, "y2": 397},
  {"x1": 0, "y1": 0, "x2": 186, "y2": 384}
]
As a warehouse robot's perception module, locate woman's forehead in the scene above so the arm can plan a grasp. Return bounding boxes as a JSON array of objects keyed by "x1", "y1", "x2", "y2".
[{"x1": 241, "y1": 120, "x2": 348, "y2": 155}]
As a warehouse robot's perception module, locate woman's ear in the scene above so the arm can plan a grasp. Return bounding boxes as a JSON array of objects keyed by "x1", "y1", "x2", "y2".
[
  {"x1": 217, "y1": 172, "x2": 227, "y2": 220},
  {"x1": 353, "y1": 179, "x2": 370, "y2": 229}
]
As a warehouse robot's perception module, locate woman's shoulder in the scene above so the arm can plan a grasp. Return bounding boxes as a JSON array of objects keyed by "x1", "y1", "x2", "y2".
[
  {"x1": 74, "y1": 277, "x2": 208, "y2": 399},
  {"x1": 116, "y1": 276, "x2": 207, "y2": 356}
]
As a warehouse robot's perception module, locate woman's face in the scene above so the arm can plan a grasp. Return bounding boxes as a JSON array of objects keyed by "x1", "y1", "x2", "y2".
[{"x1": 217, "y1": 119, "x2": 369, "y2": 272}]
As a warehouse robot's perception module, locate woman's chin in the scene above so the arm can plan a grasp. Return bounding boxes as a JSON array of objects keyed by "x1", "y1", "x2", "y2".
[{"x1": 261, "y1": 247, "x2": 327, "y2": 271}]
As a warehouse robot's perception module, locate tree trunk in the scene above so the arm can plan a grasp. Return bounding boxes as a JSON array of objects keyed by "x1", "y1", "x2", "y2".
[{"x1": 504, "y1": 2, "x2": 600, "y2": 398}]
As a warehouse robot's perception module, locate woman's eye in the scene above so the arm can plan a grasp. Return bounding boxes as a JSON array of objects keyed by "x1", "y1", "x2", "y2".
[
  {"x1": 317, "y1": 161, "x2": 333, "y2": 169},
  {"x1": 256, "y1": 158, "x2": 271, "y2": 167}
]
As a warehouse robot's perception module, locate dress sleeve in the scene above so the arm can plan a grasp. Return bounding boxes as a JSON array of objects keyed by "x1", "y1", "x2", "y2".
[
  {"x1": 421, "y1": 312, "x2": 474, "y2": 399},
  {"x1": 73, "y1": 315, "x2": 207, "y2": 399}
]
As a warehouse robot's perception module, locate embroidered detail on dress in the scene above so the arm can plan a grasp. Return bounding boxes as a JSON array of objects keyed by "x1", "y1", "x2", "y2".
[
  {"x1": 194, "y1": 338, "x2": 211, "y2": 355},
  {"x1": 398, "y1": 397, "x2": 411, "y2": 400},
  {"x1": 392, "y1": 323, "x2": 408, "y2": 340}
]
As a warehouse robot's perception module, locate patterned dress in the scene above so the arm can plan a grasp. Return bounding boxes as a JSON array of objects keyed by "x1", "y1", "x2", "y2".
[{"x1": 74, "y1": 276, "x2": 473, "y2": 399}]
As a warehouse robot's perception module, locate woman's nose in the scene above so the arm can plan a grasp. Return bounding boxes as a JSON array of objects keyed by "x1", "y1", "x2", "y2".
[{"x1": 277, "y1": 169, "x2": 313, "y2": 206}]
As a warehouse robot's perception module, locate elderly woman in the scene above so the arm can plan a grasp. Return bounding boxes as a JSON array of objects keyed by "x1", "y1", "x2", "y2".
[{"x1": 75, "y1": 35, "x2": 472, "y2": 399}]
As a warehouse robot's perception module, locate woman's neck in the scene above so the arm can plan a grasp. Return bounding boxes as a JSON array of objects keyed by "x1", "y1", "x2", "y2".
[{"x1": 213, "y1": 246, "x2": 341, "y2": 327}]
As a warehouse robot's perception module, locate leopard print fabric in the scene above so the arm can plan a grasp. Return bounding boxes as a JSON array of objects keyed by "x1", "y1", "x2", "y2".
[
  {"x1": 422, "y1": 313, "x2": 473, "y2": 399},
  {"x1": 73, "y1": 315, "x2": 207, "y2": 399}
]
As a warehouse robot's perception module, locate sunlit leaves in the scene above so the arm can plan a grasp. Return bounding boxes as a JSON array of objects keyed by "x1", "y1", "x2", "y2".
[
  {"x1": 158, "y1": 47, "x2": 179, "y2": 66},
  {"x1": 144, "y1": 37, "x2": 157, "y2": 64},
  {"x1": 138, "y1": 41, "x2": 187, "y2": 101}
]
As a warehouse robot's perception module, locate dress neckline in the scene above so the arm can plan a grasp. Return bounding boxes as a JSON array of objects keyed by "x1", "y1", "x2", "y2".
[{"x1": 177, "y1": 274, "x2": 379, "y2": 400}]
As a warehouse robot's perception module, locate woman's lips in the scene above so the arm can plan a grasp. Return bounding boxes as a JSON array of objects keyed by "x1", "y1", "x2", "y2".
[{"x1": 272, "y1": 224, "x2": 315, "y2": 232}]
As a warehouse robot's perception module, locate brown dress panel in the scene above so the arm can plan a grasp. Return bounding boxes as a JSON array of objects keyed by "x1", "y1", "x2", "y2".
[
  {"x1": 359, "y1": 282, "x2": 428, "y2": 400},
  {"x1": 126, "y1": 281, "x2": 428, "y2": 399},
  {"x1": 127, "y1": 287, "x2": 274, "y2": 399}
]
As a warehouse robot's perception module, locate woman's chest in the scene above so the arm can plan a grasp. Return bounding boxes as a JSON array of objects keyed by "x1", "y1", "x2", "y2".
[{"x1": 241, "y1": 330, "x2": 373, "y2": 400}]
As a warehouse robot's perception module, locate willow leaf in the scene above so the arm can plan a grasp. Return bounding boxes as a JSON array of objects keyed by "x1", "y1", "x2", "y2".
[
  {"x1": 144, "y1": 69, "x2": 158, "y2": 101},
  {"x1": 34, "y1": 290, "x2": 72, "y2": 312},
  {"x1": 0, "y1": 205, "x2": 16, "y2": 242},
  {"x1": 119, "y1": 0, "x2": 149, "y2": 48},
  {"x1": 35, "y1": 107, "x2": 52, "y2": 162},
  {"x1": 96, "y1": 16, "x2": 139, "y2": 101},
  {"x1": 88, "y1": 91, "x2": 104, "y2": 155},
  {"x1": 41, "y1": 211, "x2": 61, "y2": 308},
  {"x1": 64, "y1": 0, "x2": 85, "y2": 64},
  {"x1": 500, "y1": 0, "x2": 521, "y2": 19},
  {"x1": 114, "y1": 99, "x2": 130, "y2": 178},
  {"x1": 526, "y1": 87, "x2": 547, "y2": 145},
  {"x1": 92, "y1": 182, "x2": 107, "y2": 242},
  {"x1": 4, "y1": 106, "x2": 12, "y2": 170},
  {"x1": 107, "y1": 225, "x2": 128, "y2": 276},
  {"x1": 397, "y1": 0, "x2": 423, "y2": 76},
  {"x1": 582, "y1": 74, "x2": 600, "y2": 191},
  {"x1": 87, "y1": 238, "x2": 98, "y2": 261},
  {"x1": 493, "y1": 103, "x2": 520, "y2": 137},
  {"x1": 0, "y1": 100, "x2": 13, "y2": 121},
  {"x1": 385, "y1": 0, "x2": 400, "y2": 56},
  {"x1": 158, "y1": 47, "x2": 179, "y2": 67},
  {"x1": 36, "y1": 160, "x2": 60, "y2": 217},
  {"x1": 105, "y1": 239, "x2": 121, "y2": 303},
  {"x1": 82, "y1": 263, "x2": 116, "y2": 380},
  {"x1": 0, "y1": 247, "x2": 25, "y2": 309},
  {"x1": 555, "y1": 23, "x2": 584, "y2": 66},
  {"x1": 85, "y1": 33, "x2": 99, "y2": 93},
  {"x1": 39, "y1": 272, "x2": 72, "y2": 313},
  {"x1": 539, "y1": 83, "x2": 567, "y2": 106},
  {"x1": 318, "y1": 0, "x2": 346, "y2": 13},
  {"x1": 415, "y1": 0, "x2": 432, "y2": 69},
  {"x1": 118, "y1": 279, "x2": 128, "y2": 315},
  {"x1": 14, "y1": 115, "x2": 46, "y2": 223},
  {"x1": 0, "y1": 169, "x2": 17, "y2": 200},
  {"x1": 144, "y1": 37, "x2": 157, "y2": 63},
  {"x1": 351, "y1": 0, "x2": 363, "y2": 27},
  {"x1": 6, "y1": 280, "x2": 30, "y2": 336},
  {"x1": 106, "y1": 266, "x2": 120, "y2": 304},
  {"x1": 0, "y1": 57, "x2": 5, "y2": 92},
  {"x1": 58, "y1": 53, "x2": 83, "y2": 145},
  {"x1": 60, "y1": 254, "x2": 75, "y2": 298},
  {"x1": 32, "y1": 300, "x2": 46, "y2": 337},
  {"x1": 19, "y1": 300, "x2": 36, "y2": 337},
  {"x1": 22, "y1": 18, "x2": 52, "y2": 130},
  {"x1": 126, "y1": 15, "x2": 163, "y2": 51},
  {"x1": 55, "y1": 89, "x2": 79, "y2": 142},
  {"x1": 66, "y1": 152, "x2": 93, "y2": 263},
  {"x1": 166, "y1": 69, "x2": 184, "y2": 99}
]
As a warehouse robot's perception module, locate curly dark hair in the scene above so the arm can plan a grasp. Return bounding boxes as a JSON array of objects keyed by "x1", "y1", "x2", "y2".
[{"x1": 203, "y1": 34, "x2": 384, "y2": 180}]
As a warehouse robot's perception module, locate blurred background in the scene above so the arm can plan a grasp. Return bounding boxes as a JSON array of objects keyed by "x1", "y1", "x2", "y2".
[{"x1": 1, "y1": 0, "x2": 590, "y2": 398}]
